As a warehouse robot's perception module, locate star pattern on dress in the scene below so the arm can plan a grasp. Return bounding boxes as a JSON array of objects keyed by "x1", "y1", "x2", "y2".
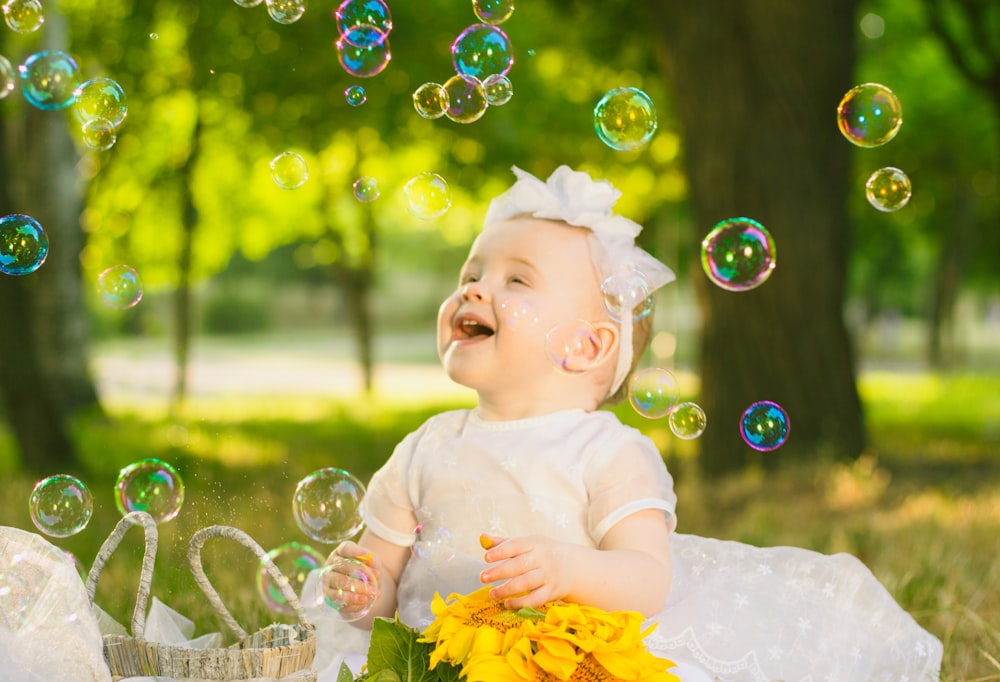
[
  {"x1": 766, "y1": 644, "x2": 785, "y2": 660},
  {"x1": 500, "y1": 454, "x2": 515, "y2": 471},
  {"x1": 733, "y1": 593, "x2": 749, "y2": 610},
  {"x1": 554, "y1": 512, "x2": 569, "y2": 528}
]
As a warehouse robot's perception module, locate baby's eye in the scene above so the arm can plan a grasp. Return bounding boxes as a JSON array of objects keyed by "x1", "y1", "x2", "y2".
[
  {"x1": 460, "y1": 273, "x2": 480, "y2": 284},
  {"x1": 508, "y1": 275, "x2": 529, "y2": 286}
]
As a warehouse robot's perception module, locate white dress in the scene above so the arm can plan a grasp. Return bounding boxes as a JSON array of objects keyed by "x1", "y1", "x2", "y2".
[{"x1": 309, "y1": 408, "x2": 942, "y2": 682}]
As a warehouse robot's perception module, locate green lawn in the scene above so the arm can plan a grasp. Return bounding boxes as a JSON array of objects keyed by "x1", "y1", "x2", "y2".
[{"x1": 0, "y1": 369, "x2": 997, "y2": 681}]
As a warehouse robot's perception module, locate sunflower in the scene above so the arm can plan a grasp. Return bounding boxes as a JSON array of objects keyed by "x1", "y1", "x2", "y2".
[{"x1": 419, "y1": 587, "x2": 679, "y2": 682}]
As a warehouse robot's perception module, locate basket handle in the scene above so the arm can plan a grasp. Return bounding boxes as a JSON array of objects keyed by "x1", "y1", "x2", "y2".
[
  {"x1": 188, "y1": 525, "x2": 314, "y2": 640},
  {"x1": 85, "y1": 511, "x2": 159, "y2": 639}
]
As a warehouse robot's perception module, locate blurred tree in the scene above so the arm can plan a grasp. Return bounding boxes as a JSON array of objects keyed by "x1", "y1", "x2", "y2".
[{"x1": 655, "y1": 1, "x2": 866, "y2": 473}]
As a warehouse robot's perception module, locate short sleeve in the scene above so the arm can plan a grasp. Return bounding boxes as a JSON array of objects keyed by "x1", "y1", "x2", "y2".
[
  {"x1": 360, "y1": 427, "x2": 423, "y2": 547},
  {"x1": 584, "y1": 429, "x2": 677, "y2": 543}
]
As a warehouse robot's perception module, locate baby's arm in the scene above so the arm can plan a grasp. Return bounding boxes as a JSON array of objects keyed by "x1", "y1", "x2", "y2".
[
  {"x1": 326, "y1": 528, "x2": 411, "y2": 629},
  {"x1": 480, "y1": 508, "x2": 672, "y2": 617}
]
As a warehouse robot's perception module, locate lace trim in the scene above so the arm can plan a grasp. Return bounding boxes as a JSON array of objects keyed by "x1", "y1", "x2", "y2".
[{"x1": 646, "y1": 626, "x2": 772, "y2": 682}]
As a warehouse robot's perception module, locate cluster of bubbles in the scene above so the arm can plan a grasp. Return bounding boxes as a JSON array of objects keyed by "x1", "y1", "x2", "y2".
[
  {"x1": 700, "y1": 217, "x2": 777, "y2": 292},
  {"x1": 627, "y1": 369, "x2": 707, "y2": 440},
  {"x1": 593, "y1": 87, "x2": 658, "y2": 152},
  {"x1": 115, "y1": 458, "x2": 186, "y2": 523},
  {"x1": 256, "y1": 542, "x2": 325, "y2": 615},
  {"x1": 0, "y1": 213, "x2": 48, "y2": 276},
  {"x1": 335, "y1": 0, "x2": 393, "y2": 78},
  {"x1": 232, "y1": 0, "x2": 306, "y2": 26},
  {"x1": 836, "y1": 83, "x2": 911, "y2": 213},
  {"x1": 292, "y1": 467, "x2": 366, "y2": 544},
  {"x1": 2, "y1": 0, "x2": 44, "y2": 33},
  {"x1": 739, "y1": 400, "x2": 790, "y2": 452},
  {"x1": 270, "y1": 151, "x2": 309, "y2": 190}
]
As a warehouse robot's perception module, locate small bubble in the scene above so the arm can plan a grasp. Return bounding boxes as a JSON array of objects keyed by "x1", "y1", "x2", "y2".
[
  {"x1": 836, "y1": 83, "x2": 903, "y2": 148},
  {"x1": 740, "y1": 401, "x2": 790, "y2": 452},
  {"x1": 403, "y1": 172, "x2": 451, "y2": 219},
  {"x1": 29, "y1": 474, "x2": 93, "y2": 538},
  {"x1": 270, "y1": 151, "x2": 309, "y2": 189},
  {"x1": 352, "y1": 176, "x2": 380, "y2": 202},
  {"x1": 628, "y1": 368, "x2": 679, "y2": 419},
  {"x1": 669, "y1": 402, "x2": 707, "y2": 439},
  {"x1": 345, "y1": 84, "x2": 367, "y2": 106},
  {"x1": 594, "y1": 87, "x2": 657, "y2": 151},
  {"x1": 413, "y1": 82, "x2": 449, "y2": 120},
  {"x1": 865, "y1": 167, "x2": 911, "y2": 212},
  {"x1": 0, "y1": 213, "x2": 48, "y2": 276}
]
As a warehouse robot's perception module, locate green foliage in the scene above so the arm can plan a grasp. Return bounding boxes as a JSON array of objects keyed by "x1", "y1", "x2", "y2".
[{"x1": 355, "y1": 617, "x2": 458, "y2": 682}]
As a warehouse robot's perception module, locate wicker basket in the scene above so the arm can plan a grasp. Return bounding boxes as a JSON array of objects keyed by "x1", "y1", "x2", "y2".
[{"x1": 87, "y1": 513, "x2": 317, "y2": 681}]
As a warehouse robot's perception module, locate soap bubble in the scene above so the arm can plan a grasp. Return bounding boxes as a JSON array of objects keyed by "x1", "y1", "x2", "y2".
[
  {"x1": 0, "y1": 213, "x2": 48, "y2": 276},
  {"x1": 404, "y1": 172, "x2": 451, "y2": 220},
  {"x1": 865, "y1": 167, "x2": 911, "y2": 212},
  {"x1": 352, "y1": 176, "x2": 380, "y2": 202},
  {"x1": 81, "y1": 118, "x2": 117, "y2": 152},
  {"x1": 594, "y1": 87, "x2": 657, "y2": 151},
  {"x1": 233, "y1": 0, "x2": 264, "y2": 6},
  {"x1": 28, "y1": 474, "x2": 93, "y2": 538},
  {"x1": 669, "y1": 402, "x2": 707, "y2": 440},
  {"x1": 0, "y1": 55, "x2": 16, "y2": 99},
  {"x1": 2, "y1": 0, "x2": 44, "y2": 33},
  {"x1": 335, "y1": 0, "x2": 392, "y2": 47},
  {"x1": 72, "y1": 77, "x2": 128, "y2": 128},
  {"x1": 482, "y1": 73, "x2": 513, "y2": 106},
  {"x1": 545, "y1": 320, "x2": 603, "y2": 374},
  {"x1": 499, "y1": 297, "x2": 539, "y2": 330},
  {"x1": 413, "y1": 82, "x2": 448, "y2": 119},
  {"x1": 270, "y1": 151, "x2": 308, "y2": 189},
  {"x1": 472, "y1": 0, "x2": 514, "y2": 24},
  {"x1": 836, "y1": 83, "x2": 903, "y2": 148},
  {"x1": 628, "y1": 368, "x2": 679, "y2": 419},
  {"x1": 344, "y1": 84, "x2": 367, "y2": 106},
  {"x1": 600, "y1": 270, "x2": 654, "y2": 323},
  {"x1": 98, "y1": 264, "x2": 143, "y2": 309},
  {"x1": 265, "y1": 0, "x2": 305, "y2": 24},
  {"x1": 411, "y1": 524, "x2": 456, "y2": 562},
  {"x1": 740, "y1": 401, "x2": 790, "y2": 452},
  {"x1": 700, "y1": 217, "x2": 776, "y2": 292},
  {"x1": 311, "y1": 557, "x2": 379, "y2": 622},
  {"x1": 115, "y1": 459, "x2": 185, "y2": 523},
  {"x1": 257, "y1": 542, "x2": 326, "y2": 615},
  {"x1": 443, "y1": 73, "x2": 488, "y2": 124},
  {"x1": 336, "y1": 31, "x2": 391, "y2": 78},
  {"x1": 293, "y1": 468, "x2": 366, "y2": 544},
  {"x1": 452, "y1": 23, "x2": 514, "y2": 80},
  {"x1": 18, "y1": 50, "x2": 81, "y2": 111}
]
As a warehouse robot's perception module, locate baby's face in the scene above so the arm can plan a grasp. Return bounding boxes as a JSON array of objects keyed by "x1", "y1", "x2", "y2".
[{"x1": 437, "y1": 217, "x2": 609, "y2": 401}]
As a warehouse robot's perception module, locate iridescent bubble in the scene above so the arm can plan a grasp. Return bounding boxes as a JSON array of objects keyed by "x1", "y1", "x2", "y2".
[
  {"x1": 451, "y1": 23, "x2": 514, "y2": 79},
  {"x1": 72, "y1": 77, "x2": 128, "y2": 128},
  {"x1": 865, "y1": 166, "x2": 912, "y2": 212},
  {"x1": 443, "y1": 73, "x2": 488, "y2": 124},
  {"x1": 594, "y1": 87, "x2": 657, "y2": 152},
  {"x1": 0, "y1": 213, "x2": 48, "y2": 276},
  {"x1": 412, "y1": 82, "x2": 449, "y2": 120},
  {"x1": 628, "y1": 367, "x2": 679, "y2": 419},
  {"x1": 265, "y1": 0, "x2": 305, "y2": 24},
  {"x1": 18, "y1": 50, "x2": 81, "y2": 111},
  {"x1": 411, "y1": 524, "x2": 456, "y2": 562},
  {"x1": 81, "y1": 118, "x2": 117, "y2": 152},
  {"x1": 836, "y1": 83, "x2": 903, "y2": 148},
  {"x1": 482, "y1": 73, "x2": 513, "y2": 106},
  {"x1": 2, "y1": 0, "x2": 44, "y2": 33},
  {"x1": 98, "y1": 264, "x2": 143, "y2": 309},
  {"x1": 335, "y1": 0, "x2": 392, "y2": 47},
  {"x1": 352, "y1": 176, "x2": 379, "y2": 202},
  {"x1": 233, "y1": 0, "x2": 264, "y2": 6},
  {"x1": 311, "y1": 557, "x2": 379, "y2": 623},
  {"x1": 600, "y1": 270, "x2": 653, "y2": 323},
  {"x1": 499, "y1": 297, "x2": 539, "y2": 330},
  {"x1": 115, "y1": 459, "x2": 185, "y2": 524},
  {"x1": 472, "y1": 0, "x2": 514, "y2": 24},
  {"x1": 740, "y1": 400, "x2": 790, "y2": 452},
  {"x1": 403, "y1": 172, "x2": 451, "y2": 220},
  {"x1": 0, "y1": 55, "x2": 16, "y2": 99},
  {"x1": 270, "y1": 151, "x2": 309, "y2": 189},
  {"x1": 668, "y1": 402, "x2": 707, "y2": 440},
  {"x1": 700, "y1": 217, "x2": 777, "y2": 292},
  {"x1": 544, "y1": 320, "x2": 603, "y2": 374},
  {"x1": 293, "y1": 468, "x2": 366, "y2": 544},
  {"x1": 336, "y1": 31, "x2": 391, "y2": 78},
  {"x1": 345, "y1": 84, "x2": 367, "y2": 106},
  {"x1": 257, "y1": 542, "x2": 325, "y2": 615},
  {"x1": 28, "y1": 474, "x2": 93, "y2": 538}
]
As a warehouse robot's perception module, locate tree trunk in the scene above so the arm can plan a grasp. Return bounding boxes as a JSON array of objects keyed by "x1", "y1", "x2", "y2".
[{"x1": 654, "y1": 1, "x2": 865, "y2": 473}]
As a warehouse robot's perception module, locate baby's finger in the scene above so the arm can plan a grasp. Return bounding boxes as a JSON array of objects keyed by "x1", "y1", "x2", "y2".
[{"x1": 479, "y1": 533, "x2": 505, "y2": 550}]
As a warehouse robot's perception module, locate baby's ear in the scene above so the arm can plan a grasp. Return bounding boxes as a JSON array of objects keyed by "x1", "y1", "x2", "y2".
[{"x1": 592, "y1": 320, "x2": 620, "y2": 369}]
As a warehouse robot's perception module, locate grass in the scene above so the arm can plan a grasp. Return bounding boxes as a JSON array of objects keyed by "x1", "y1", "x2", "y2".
[{"x1": 0, "y1": 369, "x2": 997, "y2": 681}]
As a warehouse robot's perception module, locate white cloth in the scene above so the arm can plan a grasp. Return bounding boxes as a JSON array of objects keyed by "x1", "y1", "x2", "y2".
[{"x1": 312, "y1": 409, "x2": 942, "y2": 682}]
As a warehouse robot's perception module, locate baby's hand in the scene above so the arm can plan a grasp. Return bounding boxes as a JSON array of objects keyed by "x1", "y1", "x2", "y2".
[
  {"x1": 478, "y1": 533, "x2": 572, "y2": 610},
  {"x1": 321, "y1": 542, "x2": 381, "y2": 615}
]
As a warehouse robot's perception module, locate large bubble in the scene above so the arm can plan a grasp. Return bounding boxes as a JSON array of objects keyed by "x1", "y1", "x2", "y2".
[
  {"x1": 28, "y1": 474, "x2": 93, "y2": 538},
  {"x1": 593, "y1": 87, "x2": 657, "y2": 151},
  {"x1": 115, "y1": 458, "x2": 185, "y2": 523},
  {"x1": 404, "y1": 172, "x2": 451, "y2": 220},
  {"x1": 865, "y1": 167, "x2": 912, "y2": 212},
  {"x1": 0, "y1": 214, "x2": 48, "y2": 276},
  {"x1": 412, "y1": 82, "x2": 449, "y2": 119},
  {"x1": 72, "y1": 77, "x2": 128, "y2": 128},
  {"x1": 98, "y1": 264, "x2": 143, "y2": 309},
  {"x1": 257, "y1": 542, "x2": 326, "y2": 615},
  {"x1": 335, "y1": 0, "x2": 392, "y2": 47},
  {"x1": 443, "y1": 73, "x2": 488, "y2": 124},
  {"x1": 628, "y1": 367, "x2": 679, "y2": 419},
  {"x1": 18, "y1": 50, "x2": 81, "y2": 111},
  {"x1": 451, "y1": 23, "x2": 514, "y2": 79},
  {"x1": 336, "y1": 31, "x2": 391, "y2": 78},
  {"x1": 836, "y1": 83, "x2": 903, "y2": 148},
  {"x1": 2, "y1": 0, "x2": 44, "y2": 33},
  {"x1": 740, "y1": 401, "x2": 790, "y2": 452},
  {"x1": 600, "y1": 270, "x2": 654, "y2": 323},
  {"x1": 270, "y1": 151, "x2": 309, "y2": 189},
  {"x1": 293, "y1": 468, "x2": 366, "y2": 544},
  {"x1": 0, "y1": 55, "x2": 16, "y2": 99},
  {"x1": 700, "y1": 217, "x2": 776, "y2": 292}
]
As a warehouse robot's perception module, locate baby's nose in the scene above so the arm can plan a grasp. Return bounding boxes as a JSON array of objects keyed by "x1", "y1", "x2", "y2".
[{"x1": 461, "y1": 281, "x2": 487, "y2": 301}]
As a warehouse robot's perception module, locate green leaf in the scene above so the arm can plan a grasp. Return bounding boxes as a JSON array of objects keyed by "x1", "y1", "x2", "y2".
[
  {"x1": 364, "y1": 616, "x2": 443, "y2": 682},
  {"x1": 337, "y1": 662, "x2": 357, "y2": 682},
  {"x1": 516, "y1": 605, "x2": 546, "y2": 621}
]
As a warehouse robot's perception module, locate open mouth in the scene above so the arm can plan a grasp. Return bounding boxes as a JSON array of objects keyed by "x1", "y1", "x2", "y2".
[{"x1": 454, "y1": 314, "x2": 495, "y2": 340}]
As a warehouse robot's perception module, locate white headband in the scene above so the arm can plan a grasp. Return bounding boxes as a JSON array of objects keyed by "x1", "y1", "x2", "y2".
[{"x1": 483, "y1": 165, "x2": 675, "y2": 397}]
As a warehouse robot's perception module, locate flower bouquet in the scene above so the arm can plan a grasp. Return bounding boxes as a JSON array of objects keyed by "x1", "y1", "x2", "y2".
[{"x1": 340, "y1": 586, "x2": 678, "y2": 682}]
